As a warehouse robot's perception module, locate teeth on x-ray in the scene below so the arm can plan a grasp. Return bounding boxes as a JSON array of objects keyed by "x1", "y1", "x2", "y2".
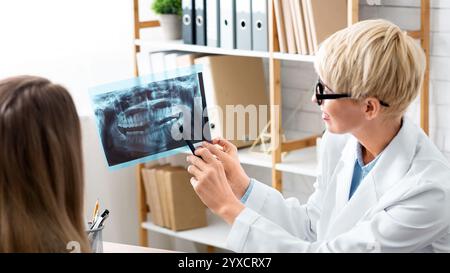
[{"x1": 92, "y1": 73, "x2": 207, "y2": 167}]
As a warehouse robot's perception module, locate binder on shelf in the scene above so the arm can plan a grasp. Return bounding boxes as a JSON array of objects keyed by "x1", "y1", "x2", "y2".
[
  {"x1": 236, "y1": 0, "x2": 252, "y2": 50},
  {"x1": 165, "y1": 168, "x2": 207, "y2": 231},
  {"x1": 291, "y1": 0, "x2": 308, "y2": 55},
  {"x1": 252, "y1": 0, "x2": 268, "y2": 52},
  {"x1": 182, "y1": 0, "x2": 195, "y2": 44},
  {"x1": 206, "y1": 0, "x2": 220, "y2": 47},
  {"x1": 142, "y1": 165, "x2": 207, "y2": 231},
  {"x1": 195, "y1": 0, "x2": 207, "y2": 46},
  {"x1": 281, "y1": 0, "x2": 297, "y2": 54},
  {"x1": 289, "y1": 1, "x2": 300, "y2": 54},
  {"x1": 301, "y1": 0, "x2": 314, "y2": 54},
  {"x1": 149, "y1": 51, "x2": 167, "y2": 74},
  {"x1": 136, "y1": 52, "x2": 152, "y2": 76},
  {"x1": 156, "y1": 165, "x2": 178, "y2": 228},
  {"x1": 220, "y1": 0, "x2": 236, "y2": 49},
  {"x1": 141, "y1": 168, "x2": 153, "y2": 219},
  {"x1": 273, "y1": 0, "x2": 287, "y2": 53},
  {"x1": 307, "y1": 0, "x2": 347, "y2": 53},
  {"x1": 142, "y1": 167, "x2": 163, "y2": 226},
  {"x1": 164, "y1": 51, "x2": 185, "y2": 71}
]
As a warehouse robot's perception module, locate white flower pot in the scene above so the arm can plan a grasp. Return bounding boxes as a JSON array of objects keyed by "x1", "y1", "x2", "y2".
[{"x1": 159, "y1": 14, "x2": 182, "y2": 40}]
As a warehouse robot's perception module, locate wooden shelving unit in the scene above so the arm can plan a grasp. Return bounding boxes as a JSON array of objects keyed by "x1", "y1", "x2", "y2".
[{"x1": 132, "y1": 0, "x2": 430, "y2": 249}]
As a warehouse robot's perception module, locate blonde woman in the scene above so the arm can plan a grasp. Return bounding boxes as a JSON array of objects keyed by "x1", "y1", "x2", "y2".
[
  {"x1": 0, "y1": 76, "x2": 90, "y2": 252},
  {"x1": 186, "y1": 19, "x2": 450, "y2": 252}
]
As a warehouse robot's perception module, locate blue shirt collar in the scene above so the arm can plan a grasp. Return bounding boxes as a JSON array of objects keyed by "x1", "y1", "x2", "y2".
[{"x1": 356, "y1": 142, "x2": 381, "y2": 172}]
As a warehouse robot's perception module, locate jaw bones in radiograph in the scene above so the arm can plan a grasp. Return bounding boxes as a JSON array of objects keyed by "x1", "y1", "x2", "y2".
[
  {"x1": 93, "y1": 74, "x2": 200, "y2": 164},
  {"x1": 115, "y1": 91, "x2": 184, "y2": 149}
]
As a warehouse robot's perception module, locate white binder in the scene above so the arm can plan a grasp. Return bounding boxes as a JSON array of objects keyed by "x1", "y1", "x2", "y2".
[
  {"x1": 236, "y1": 0, "x2": 252, "y2": 50},
  {"x1": 206, "y1": 0, "x2": 220, "y2": 47},
  {"x1": 252, "y1": 0, "x2": 268, "y2": 52},
  {"x1": 220, "y1": 0, "x2": 236, "y2": 49},
  {"x1": 149, "y1": 52, "x2": 167, "y2": 74},
  {"x1": 136, "y1": 52, "x2": 152, "y2": 76}
]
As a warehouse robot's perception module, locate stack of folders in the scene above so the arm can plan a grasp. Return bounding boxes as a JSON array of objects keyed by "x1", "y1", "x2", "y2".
[
  {"x1": 274, "y1": 0, "x2": 347, "y2": 55},
  {"x1": 142, "y1": 164, "x2": 207, "y2": 231},
  {"x1": 182, "y1": 0, "x2": 269, "y2": 51}
]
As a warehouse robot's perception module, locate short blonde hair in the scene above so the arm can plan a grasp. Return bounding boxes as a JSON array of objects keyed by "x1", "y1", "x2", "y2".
[{"x1": 314, "y1": 19, "x2": 426, "y2": 117}]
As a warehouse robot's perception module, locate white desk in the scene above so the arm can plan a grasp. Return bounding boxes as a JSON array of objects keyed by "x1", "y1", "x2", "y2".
[{"x1": 103, "y1": 242, "x2": 176, "y2": 253}]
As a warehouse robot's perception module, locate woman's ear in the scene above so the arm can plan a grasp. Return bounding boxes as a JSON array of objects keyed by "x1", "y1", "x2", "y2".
[{"x1": 363, "y1": 98, "x2": 382, "y2": 120}]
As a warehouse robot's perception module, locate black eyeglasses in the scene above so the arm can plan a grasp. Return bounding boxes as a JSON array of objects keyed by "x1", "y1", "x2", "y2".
[{"x1": 314, "y1": 79, "x2": 390, "y2": 107}]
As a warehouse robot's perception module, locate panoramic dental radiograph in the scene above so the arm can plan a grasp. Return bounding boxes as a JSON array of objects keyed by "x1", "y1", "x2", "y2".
[{"x1": 92, "y1": 72, "x2": 209, "y2": 167}]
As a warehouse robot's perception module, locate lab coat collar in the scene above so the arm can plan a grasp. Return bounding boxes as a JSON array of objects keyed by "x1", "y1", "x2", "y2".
[
  {"x1": 369, "y1": 117, "x2": 418, "y2": 198},
  {"x1": 333, "y1": 137, "x2": 358, "y2": 217},
  {"x1": 326, "y1": 117, "x2": 419, "y2": 238}
]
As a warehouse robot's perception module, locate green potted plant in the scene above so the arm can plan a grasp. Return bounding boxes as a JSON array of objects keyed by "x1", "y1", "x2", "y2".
[{"x1": 152, "y1": 0, "x2": 182, "y2": 40}]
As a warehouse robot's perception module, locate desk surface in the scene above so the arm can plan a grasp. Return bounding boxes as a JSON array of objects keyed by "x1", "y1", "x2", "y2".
[{"x1": 103, "y1": 242, "x2": 175, "y2": 253}]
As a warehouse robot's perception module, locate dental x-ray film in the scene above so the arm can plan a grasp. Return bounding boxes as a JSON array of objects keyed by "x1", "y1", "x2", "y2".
[{"x1": 90, "y1": 66, "x2": 211, "y2": 169}]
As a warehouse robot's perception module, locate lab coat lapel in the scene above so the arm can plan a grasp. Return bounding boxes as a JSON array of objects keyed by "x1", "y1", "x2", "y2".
[
  {"x1": 326, "y1": 174, "x2": 378, "y2": 238},
  {"x1": 316, "y1": 138, "x2": 357, "y2": 237},
  {"x1": 369, "y1": 118, "x2": 418, "y2": 199},
  {"x1": 330, "y1": 137, "x2": 358, "y2": 222},
  {"x1": 320, "y1": 136, "x2": 357, "y2": 235},
  {"x1": 326, "y1": 134, "x2": 378, "y2": 238}
]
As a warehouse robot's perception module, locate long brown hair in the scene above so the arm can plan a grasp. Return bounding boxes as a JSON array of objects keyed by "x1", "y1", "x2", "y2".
[{"x1": 0, "y1": 76, "x2": 90, "y2": 252}]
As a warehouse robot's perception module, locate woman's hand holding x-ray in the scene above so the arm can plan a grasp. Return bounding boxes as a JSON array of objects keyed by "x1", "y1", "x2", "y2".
[
  {"x1": 186, "y1": 139, "x2": 248, "y2": 224},
  {"x1": 202, "y1": 139, "x2": 250, "y2": 199}
]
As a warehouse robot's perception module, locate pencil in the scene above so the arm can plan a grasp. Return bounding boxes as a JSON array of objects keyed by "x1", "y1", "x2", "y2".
[{"x1": 92, "y1": 199, "x2": 99, "y2": 223}]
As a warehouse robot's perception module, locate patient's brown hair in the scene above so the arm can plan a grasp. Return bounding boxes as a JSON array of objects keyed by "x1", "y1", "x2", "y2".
[{"x1": 0, "y1": 76, "x2": 89, "y2": 252}]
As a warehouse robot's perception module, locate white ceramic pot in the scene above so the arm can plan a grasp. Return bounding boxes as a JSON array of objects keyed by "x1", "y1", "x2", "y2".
[{"x1": 159, "y1": 14, "x2": 182, "y2": 40}]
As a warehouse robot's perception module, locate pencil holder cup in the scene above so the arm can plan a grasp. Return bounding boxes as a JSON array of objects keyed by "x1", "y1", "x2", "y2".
[{"x1": 86, "y1": 224, "x2": 104, "y2": 253}]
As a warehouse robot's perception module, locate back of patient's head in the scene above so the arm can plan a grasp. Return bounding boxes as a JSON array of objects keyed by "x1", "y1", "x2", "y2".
[
  {"x1": 315, "y1": 19, "x2": 426, "y2": 118},
  {"x1": 0, "y1": 76, "x2": 89, "y2": 252}
]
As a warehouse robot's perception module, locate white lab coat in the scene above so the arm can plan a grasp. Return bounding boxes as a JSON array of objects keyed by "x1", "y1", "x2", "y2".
[{"x1": 227, "y1": 118, "x2": 450, "y2": 252}]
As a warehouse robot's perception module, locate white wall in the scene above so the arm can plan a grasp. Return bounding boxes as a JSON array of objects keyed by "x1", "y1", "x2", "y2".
[
  {"x1": 0, "y1": 0, "x2": 137, "y2": 116},
  {"x1": 0, "y1": 0, "x2": 147, "y2": 245},
  {"x1": 81, "y1": 116, "x2": 138, "y2": 244}
]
